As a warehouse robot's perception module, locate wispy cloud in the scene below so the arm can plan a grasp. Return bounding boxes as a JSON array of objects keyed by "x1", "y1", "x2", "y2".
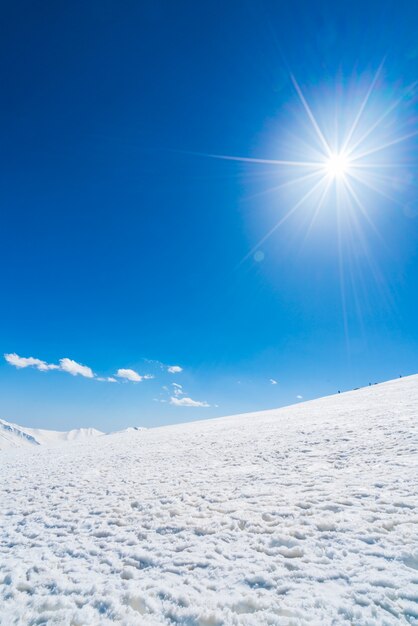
[
  {"x1": 297, "y1": 395, "x2": 303, "y2": 399},
  {"x1": 160, "y1": 380, "x2": 211, "y2": 407},
  {"x1": 269, "y1": 378, "x2": 278, "y2": 385},
  {"x1": 97, "y1": 376, "x2": 117, "y2": 383},
  {"x1": 59, "y1": 358, "x2": 95, "y2": 378},
  {"x1": 4, "y1": 353, "x2": 58, "y2": 371},
  {"x1": 144, "y1": 359, "x2": 184, "y2": 374},
  {"x1": 170, "y1": 396, "x2": 210, "y2": 407},
  {"x1": 116, "y1": 368, "x2": 153, "y2": 383},
  {"x1": 172, "y1": 383, "x2": 184, "y2": 397}
]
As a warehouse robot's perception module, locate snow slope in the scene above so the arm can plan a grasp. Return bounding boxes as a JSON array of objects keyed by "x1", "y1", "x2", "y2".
[
  {"x1": 1, "y1": 375, "x2": 418, "y2": 625},
  {"x1": 0, "y1": 418, "x2": 104, "y2": 450}
]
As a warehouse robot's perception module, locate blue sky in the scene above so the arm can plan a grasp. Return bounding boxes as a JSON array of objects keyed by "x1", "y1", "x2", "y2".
[{"x1": 1, "y1": 1, "x2": 418, "y2": 431}]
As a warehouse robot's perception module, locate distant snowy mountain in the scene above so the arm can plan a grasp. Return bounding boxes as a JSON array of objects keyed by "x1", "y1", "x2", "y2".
[
  {"x1": 0, "y1": 419, "x2": 41, "y2": 449},
  {"x1": 0, "y1": 418, "x2": 104, "y2": 450},
  {"x1": 110, "y1": 425, "x2": 147, "y2": 436},
  {"x1": 0, "y1": 418, "x2": 147, "y2": 450},
  {"x1": 1, "y1": 375, "x2": 417, "y2": 624}
]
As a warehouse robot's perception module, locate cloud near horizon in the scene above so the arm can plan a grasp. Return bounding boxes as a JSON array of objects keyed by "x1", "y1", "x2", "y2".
[{"x1": 170, "y1": 396, "x2": 210, "y2": 407}]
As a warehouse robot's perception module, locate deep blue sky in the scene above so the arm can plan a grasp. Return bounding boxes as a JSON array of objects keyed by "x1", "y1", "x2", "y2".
[{"x1": 1, "y1": 0, "x2": 417, "y2": 431}]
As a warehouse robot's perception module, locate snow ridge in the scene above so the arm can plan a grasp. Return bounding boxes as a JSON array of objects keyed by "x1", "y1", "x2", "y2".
[{"x1": 0, "y1": 419, "x2": 41, "y2": 447}]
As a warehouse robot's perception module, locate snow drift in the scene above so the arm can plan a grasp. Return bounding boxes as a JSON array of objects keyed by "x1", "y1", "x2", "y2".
[{"x1": 1, "y1": 375, "x2": 418, "y2": 625}]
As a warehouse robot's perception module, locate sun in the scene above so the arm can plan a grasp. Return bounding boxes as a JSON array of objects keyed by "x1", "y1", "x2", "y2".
[
  {"x1": 205, "y1": 60, "x2": 417, "y2": 259},
  {"x1": 324, "y1": 152, "x2": 350, "y2": 179}
]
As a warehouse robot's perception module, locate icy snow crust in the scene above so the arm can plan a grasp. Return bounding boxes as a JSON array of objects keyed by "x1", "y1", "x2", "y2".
[{"x1": 1, "y1": 376, "x2": 418, "y2": 625}]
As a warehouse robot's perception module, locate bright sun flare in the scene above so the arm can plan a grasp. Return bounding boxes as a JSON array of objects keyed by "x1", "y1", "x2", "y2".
[
  {"x1": 324, "y1": 152, "x2": 350, "y2": 179},
  {"x1": 207, "y1": 60, "x2": 416, "y2": 260}
]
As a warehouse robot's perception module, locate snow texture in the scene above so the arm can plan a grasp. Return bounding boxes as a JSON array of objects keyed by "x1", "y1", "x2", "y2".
[{"x1": 1, "y1": 375, "x2": 418, "y2": 625}]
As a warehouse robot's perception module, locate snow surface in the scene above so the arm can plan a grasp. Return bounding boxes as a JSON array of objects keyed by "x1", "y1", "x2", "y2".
[{"x1": 1, "y1": 375, "x2": 418, "y2": 625}]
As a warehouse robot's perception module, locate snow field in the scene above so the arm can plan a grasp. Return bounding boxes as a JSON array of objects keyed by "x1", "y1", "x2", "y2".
[{"x1": 1, "y1": 375, "x2": 418, "y2": 625}]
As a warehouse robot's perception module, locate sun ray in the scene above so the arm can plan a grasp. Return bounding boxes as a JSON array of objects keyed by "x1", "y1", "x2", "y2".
[
  {"x1": 348, "y1": 162, "x2": 409, "y2": 169},
  {"x1": 301, "y1": 176, "x2": 334, "y2": 243},
  {"x1": 351, "y1": 129, "x2": 418, "y2": 161},
  {"x1": 343, "y1": 195, "x2": 395, "y2": 313},
  {"x1": 335, "y1": 183, "x2": 350, "y2": 352},
  {"x1": 343, "y1": 178, "x2": 389, "y2": 250},
  {"x1": 240, "y1": 174, "x2": 328, "y2": 264},
  {"x1": 346, "y1": 83, "x2": 416, "y2": 157},
  {"x1": 290, "y1": 74, "x2": 332, "y2": 157},
  {"x1": 205, "y1": 153, "x2": 321, "y2": 168},
  {"x1": 341, "y1": 59, "x2": 385, "y2": 154},
  {"x1": 243, "y1": 169, "x2": 322, "y2": 202},
  {"x1": 348, "y1": 169, "x2": 403, "y2": 207}
]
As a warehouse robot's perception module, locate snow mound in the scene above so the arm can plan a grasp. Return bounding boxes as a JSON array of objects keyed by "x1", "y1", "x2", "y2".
[{"x1": 1, "y1": 375, "x2": 418, "y2": 625}]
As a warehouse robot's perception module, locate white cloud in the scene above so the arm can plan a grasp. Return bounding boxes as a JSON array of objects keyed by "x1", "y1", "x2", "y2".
[
  {"x1": 4, "y1": 353, "x2": 58, "y2": 371},
  {"x1": 59, "y1": 358, "x2": 95, "y2": 378},
  {"x1": 297, "y1": 395, "x2": 303, "y2": 399},
  {"x1": 167, "y1": 365, "x2": 183, "y2": 374},
  {"x1": 270, "y1": 379, "x2": 278, "y2": 385},
  {"x1": 172, "y1": 383, "x2": 184, "y2": 397},
  {"x1": 116, "y1": 368, "x2": 142, "y2": 382},
  {"x1": 116, "y1": 368, "x2": 153, "y2": 383},
  {"x1": 5, "y1": 352, "x2": 153, "y2": 384},
  {"x1": 170, "y1": 396, "x2": 210, "y2": 408},
  {"x1": 5, "y1": 352, "x2": 96, "y2": 379}
]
